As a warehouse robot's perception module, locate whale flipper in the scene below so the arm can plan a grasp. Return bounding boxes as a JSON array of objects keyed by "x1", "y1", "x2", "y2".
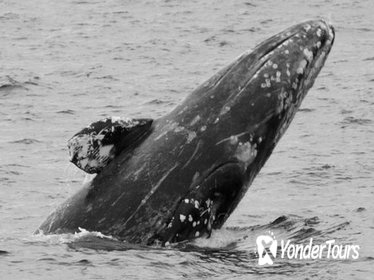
[{"x1": 68, "y1": 117, "x2": 153, "y2": 174}]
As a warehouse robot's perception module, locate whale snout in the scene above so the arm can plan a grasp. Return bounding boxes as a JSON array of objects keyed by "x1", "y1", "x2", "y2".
[
  {"x1": 287, "y1": 20, "x2": 335, "y2": 96},
  {"x1": 247, "y1": 20, "x2": 335, "y2": 110},
  {"x1": 295, "y1": 20, "x2": 335, "y2": 63}
]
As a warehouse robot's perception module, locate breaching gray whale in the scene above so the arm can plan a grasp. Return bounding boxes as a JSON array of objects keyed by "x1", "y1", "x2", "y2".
[{"x1": 37, "y1": 19, "x2": 335, "y2": 245}]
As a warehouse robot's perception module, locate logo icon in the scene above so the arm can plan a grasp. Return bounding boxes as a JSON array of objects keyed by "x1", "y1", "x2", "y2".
[{"x1": 256, "y1": 234, "x2": 277, "y2": 265}]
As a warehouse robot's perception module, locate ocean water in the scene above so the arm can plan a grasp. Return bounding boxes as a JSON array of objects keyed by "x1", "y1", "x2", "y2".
[{"x1": 0, "y1": 0, "x2": 373, "y2": 279}]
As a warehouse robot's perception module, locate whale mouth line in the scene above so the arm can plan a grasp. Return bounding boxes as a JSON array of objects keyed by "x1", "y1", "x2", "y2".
[{"x1": 201, "y1": 160, "x2": 241, "y2": 182}]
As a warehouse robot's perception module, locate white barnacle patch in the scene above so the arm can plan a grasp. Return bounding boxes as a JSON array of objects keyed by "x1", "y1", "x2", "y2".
[
  {"x1": 179, "y1": 214, "x2": 186, "y2": 222},
  {"x1": 192, "y1": 221, "x2": 196, "y2": 227},
  {"x1": 292, "y1": 82, "x2": 298, "y2": 90},
  {"x1": 174, "y1": 126, "x2": 184, "y2": 133},
  {"x1": 278, "y1": 88, "x2": 291, "y2": 111},
  {"x1": 194, "y1": 200, "x2": 199, "y2": 209},
  {"x1": 263, "y1": 73, "x2": 269, "y2": 78},
  {"x1": 214, "y1": 117, "x2": 219, "y2": 124},
  {"x1": 272, "y1": 63, "x2": 278, "y2": 69},
  {"x1": 184, "y1": 199, "x2": 189, "y2": 204},
  {"x1": 303, "y1": 48, "x2": 313, "y2": 62},
  {"x1": 98, "y1": 144, "x2": 114, "y2": 159},
  {"x1": 297, "y1": 59, "x2": 308, "y2": 75},
  {"x1": 265, "y1": 79, "x2": 271, "y2": 87},
  {"x1": 316, "y1": 28, "x2": 322, "y2": 37},
  {"x1": 284, "y1": 49, "x2": 289, "y2": 55},
  {"x1": 200, "y1": 125, "x2": 206, "y2": 132},
  {"x1": 304, "y1": 24, "x2": 311, "y2": 32},
  {"x1": 187, "y1": 131, "x2": 197, "y2": 143},
  {"x1": 220, "y1": 106, "x2": 231, "y2": 116},
  {"x1": 234, "y1": 141, "x2": 257, "y2": 168},
  {"x1": 188, "y1": 215, "x2": 193, "y2": 222},
  {"x1": 229, "y1": 135, "x2": 238, "y2": 145},
  {"x1": 261, "y1": 83, "x2": 266, "y2": 88},
  {"x1": 286, "y1": 69, "x2": 291, "y2": 77},
  {"x1": 328, "y1": 28, "x2": 334, "y2": 40},
  {"x1": 190, "y1": 115, "x2": 201, "y2": 126},
  {"x1": 206, "y1": 199, "x2": 212, "y2": 207},
  {"x1": 316, "y1": 41, "x2": 321, "y2": 48},
  {"x1": 195, "y1": 231, "x2": 200, "y2": 237},
  {"x1": 276, "y1": 71, "x2": 281, "y2": 82}
]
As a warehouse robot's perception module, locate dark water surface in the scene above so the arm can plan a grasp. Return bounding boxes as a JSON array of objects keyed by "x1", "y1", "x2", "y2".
[{"x1": 0, "y1": 0, "x2": 373, "y2": 279}]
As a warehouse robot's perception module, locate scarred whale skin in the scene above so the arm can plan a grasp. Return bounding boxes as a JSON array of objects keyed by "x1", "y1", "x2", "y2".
[{"x1": 37, "y1": 20, "x2": 335, "y2": 245}]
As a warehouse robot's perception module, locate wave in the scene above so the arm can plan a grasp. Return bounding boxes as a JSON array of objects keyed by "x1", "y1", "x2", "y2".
[
  {"x1": 56, "y1": 109, "x2": 75, "y2": 115},
  {"x1": 31, "y1": 214, "x2": 351, "y2": 254},
  {"x1": 0, "y1": 76, "x2": 39, "y2": 97},
  {"x1": 9, "y1": 138, "x2": 42, "y2": 145},
  {"x1": 340, "y1": 116, "x2": 372, "y2": 128}
]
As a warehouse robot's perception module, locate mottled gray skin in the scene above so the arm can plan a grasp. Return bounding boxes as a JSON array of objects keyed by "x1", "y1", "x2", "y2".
[{"x1": 37, "y1": 20, "x2": 335, "y2": 245}]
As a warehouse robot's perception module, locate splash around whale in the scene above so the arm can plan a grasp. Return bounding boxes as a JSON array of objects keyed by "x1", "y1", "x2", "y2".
[{"x1": 36, "y1": 20, "x2": 335, "y2": 245}]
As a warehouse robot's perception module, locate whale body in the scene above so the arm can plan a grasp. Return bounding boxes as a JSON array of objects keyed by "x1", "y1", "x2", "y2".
[{"x1": 37, "y1": 20, "x2": 335, "y2": 245}]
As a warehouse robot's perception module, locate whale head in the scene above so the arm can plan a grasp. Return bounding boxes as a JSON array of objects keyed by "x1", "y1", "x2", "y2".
[{"x1": 153, "y1": 20, "x2": 335, "y2": 244}]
